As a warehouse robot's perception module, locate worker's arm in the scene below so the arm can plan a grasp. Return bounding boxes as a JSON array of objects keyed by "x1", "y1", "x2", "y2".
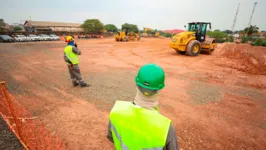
[
  {"x1": 106, "y1": 120, "x2": 114, "y2": 143},
  {"x1": 72, "y1": 46, "x2": 81, "y2": 55},
  {"x1": 63, "y1": 53, "x2": 72, "y2": 64},
  {"x1": 165, "y1": 123, "x2": 179, "y2": 150}
]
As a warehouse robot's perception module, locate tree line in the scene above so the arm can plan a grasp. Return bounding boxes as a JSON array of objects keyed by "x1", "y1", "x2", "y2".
[
  {"x1": 207, "y1": 25, "x2": 266, "y2": 46},
  {"x1": 81, "y1": 19, "x2": 175, "y2": 37},
  {"x1": 0, "y1": 19, "x2": 23, "y2": 32}
]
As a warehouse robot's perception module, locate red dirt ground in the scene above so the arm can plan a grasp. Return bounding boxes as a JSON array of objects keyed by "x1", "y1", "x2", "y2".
[{"x1": 0, "y1": 38, "x2": 266, "y2": 150}]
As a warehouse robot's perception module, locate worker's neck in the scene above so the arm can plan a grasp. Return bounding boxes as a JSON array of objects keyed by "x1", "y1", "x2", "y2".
[
  {"x1": 133, "y1": 88, "x2": 159, "y2": 111},
  {"x1": 68, "y1": 41, "x2": 75, "y2": 46}
]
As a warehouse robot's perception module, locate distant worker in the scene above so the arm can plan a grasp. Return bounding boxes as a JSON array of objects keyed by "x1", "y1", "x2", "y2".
[
  {"x1": 64, "y1": 36, "x2": 89, "y2": 87},
  {"x1": 106, "y1": 64, "x2": 179, "y2": 150}
]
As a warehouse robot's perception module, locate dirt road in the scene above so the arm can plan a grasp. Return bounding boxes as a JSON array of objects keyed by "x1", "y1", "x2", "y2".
[{"x1": 0, "y1": 38, "x2": 266, "y2": 149}]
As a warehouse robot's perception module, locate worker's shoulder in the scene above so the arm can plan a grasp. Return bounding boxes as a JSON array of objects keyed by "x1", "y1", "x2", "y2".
[
  {"x1": 112, "y1": 100, "x2": 132, "y2": 110},
  {"x1": 64, "y1": 45, "x2": 74, "y2": 48}
]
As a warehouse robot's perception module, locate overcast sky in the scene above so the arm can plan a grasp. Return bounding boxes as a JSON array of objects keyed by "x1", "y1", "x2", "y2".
[{"x1": 0, "y1": 0, "x2": 265, "y2": 31}]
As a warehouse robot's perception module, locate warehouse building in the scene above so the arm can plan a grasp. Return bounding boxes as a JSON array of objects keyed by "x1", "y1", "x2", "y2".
[{"x1": 23, "y1": 20, "x2": 84, "y2": 33}]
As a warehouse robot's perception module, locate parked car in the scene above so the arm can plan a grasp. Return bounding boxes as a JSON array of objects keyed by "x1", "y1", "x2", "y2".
[
  {"x1": 49, "y1": 34, "x2": 60, "y2": 41},
  {"x1": 14, "y1": 35, "x2": 28, "y2": 42},
  {"x1": 0, "y1": 35, "x2": 15, "y2": 43},
  {"x1": 28, "y1": 34, "x2": 41, "y2": 41},
  {"x1": 37, "y1": 35, "x2": 44, "y2": 41},
  {"x1": 38, "y1": 34, "x2": 52, "y2": 41},
  {"x1": 25, "y1": 35, "x2": 32, "y2": 42}
]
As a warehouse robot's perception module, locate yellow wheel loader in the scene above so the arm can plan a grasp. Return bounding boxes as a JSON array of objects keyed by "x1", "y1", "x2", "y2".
[
  {"x1": 114, "y1": 31, "x2": 129, "y2": 42},
  {"x1": 169, "y1": 22, "x2": 217, "y2": 56},
  {"x1": 128, "y1": 32, "x2": 141, "y2": 41},
  {"x1": 114, "y1": 30, "x2": 141, "y2": 42},
  {"x1": 143, "y1": 27, "x2": 160, "y2": 37}
]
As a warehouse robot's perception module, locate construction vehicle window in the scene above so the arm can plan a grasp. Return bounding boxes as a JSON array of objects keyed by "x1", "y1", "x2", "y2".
[
  {"x1": 188, "y1": 24, "x2": 196, "y2": 31},
  {"x1": 201, "y1": 24, "x2": 207, "y2": 35},
  {"x1": 196, "y1": 24, "x2": 201, "y2": 33}
]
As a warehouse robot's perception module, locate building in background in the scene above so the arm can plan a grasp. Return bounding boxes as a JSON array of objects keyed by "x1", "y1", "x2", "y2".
[{"x1": 23, "y1": 20, "x2": 84, "y2": 33}]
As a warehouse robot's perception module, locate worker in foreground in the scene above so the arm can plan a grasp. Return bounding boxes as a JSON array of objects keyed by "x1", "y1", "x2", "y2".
[
  {"x1": 64, "y1": 36, "x2": 89, "y2": 87},
  {"x1": 107, "y1": 64, "x2": 179, "y2": 150}
]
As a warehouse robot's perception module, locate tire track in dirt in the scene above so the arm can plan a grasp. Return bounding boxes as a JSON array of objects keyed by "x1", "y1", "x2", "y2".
[{"x1": 106, "y1": 47, "x2": 142, "y2": 68}]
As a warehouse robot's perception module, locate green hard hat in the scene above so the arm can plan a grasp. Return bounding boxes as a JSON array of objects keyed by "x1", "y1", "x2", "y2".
[{"x1": 135, "y1": 64, "x2": 165, "y2": 90}]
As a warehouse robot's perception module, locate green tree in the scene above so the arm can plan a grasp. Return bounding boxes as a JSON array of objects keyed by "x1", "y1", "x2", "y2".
[
  {"x1": 159, "y1": 31, "x2": 173, "y2": 38},
  {"x1": 251, "y1": 38, "x2": 266, "y2": 47},
  {"x1": 121, "y1": 23, "x2": 139, "y2": 33},
  {"x1": 165, "y1": 33, "x2": 173, "y2": 38},
  {"x1": 223, "y1": 30, "x2": 233, "y2": 34},
  {"x1": 233, "y1": 30, "x2": 239, "y2": 34},
  {"x1": 81, "y1": 19, "x2": 104, "y2": 34},
  {"x1": 14, "y1": 26, "x2": 23, "y2": 31},
  {"x1": 244, "y1": 25, "x2": 259, "y2": 37},
  {"x1": 207, "y1": 30, "x2": 228, "y2": 43},
  {"x1": 227, "y1": 35, "x2": 234, "y2": 42},
  {"x1": 0, "y1": 19, "x2": 6, "y2": 31},
  {"x1": 241, "y1": 36, "x2": 248, "y2": 43},
  {"x1": 104, "y1": 24, "x2": 118, "y2": 32}
]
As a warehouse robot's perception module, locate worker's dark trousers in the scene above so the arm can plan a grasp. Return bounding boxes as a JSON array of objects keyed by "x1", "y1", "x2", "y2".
[{"x1": 67, "y1": 65, "x2": 86, "y2": 85}]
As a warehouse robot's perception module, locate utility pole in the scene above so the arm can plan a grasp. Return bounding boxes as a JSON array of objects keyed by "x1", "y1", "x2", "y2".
[
  {"x1": 231, "y1": 3, "x2": 240, "y2": 32},
  {"x1": 248, "y1": 2, "x2": 258, "y2": 27}
]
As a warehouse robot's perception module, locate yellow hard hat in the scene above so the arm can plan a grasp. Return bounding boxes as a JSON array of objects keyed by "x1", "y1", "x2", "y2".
[{"x1": 65, "y1": 35, "x2": 74, "y2": 42}]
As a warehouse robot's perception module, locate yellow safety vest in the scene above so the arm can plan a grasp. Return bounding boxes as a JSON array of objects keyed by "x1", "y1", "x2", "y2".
[{"x1": 64, "y1": 45, "x2": 79, "y2": 65}]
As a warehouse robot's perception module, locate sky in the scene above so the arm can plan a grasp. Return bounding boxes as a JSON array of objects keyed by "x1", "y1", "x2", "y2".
[{"x1": 0, "y1": 0, "x2": 265, "y2": 31}]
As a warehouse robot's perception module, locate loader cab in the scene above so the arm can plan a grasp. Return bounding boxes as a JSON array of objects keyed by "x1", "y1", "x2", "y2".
[
  {"x1": 187, "y1": 22, "x2": 211, "y2": 42},
  {"x1": 122, "y1": 28, "x2": 129, "y2": 36}
]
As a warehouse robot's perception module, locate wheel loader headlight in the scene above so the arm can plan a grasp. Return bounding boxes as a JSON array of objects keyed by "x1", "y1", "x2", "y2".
[{"x1": 172, "y1": 38, "x2": 177, "y2": 42}]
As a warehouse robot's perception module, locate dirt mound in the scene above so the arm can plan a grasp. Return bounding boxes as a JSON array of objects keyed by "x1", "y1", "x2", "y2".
[{"x1": 221, "y1": 44, "x2": 266, "y2": 75}]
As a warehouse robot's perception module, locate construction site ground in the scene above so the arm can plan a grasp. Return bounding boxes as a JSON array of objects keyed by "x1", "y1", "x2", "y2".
[{"x1": 0, "y1": 38, "x2": 266, "y2": 150}]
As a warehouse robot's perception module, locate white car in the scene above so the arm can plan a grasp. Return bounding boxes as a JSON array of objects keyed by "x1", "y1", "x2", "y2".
[
  {"x1": 49, "y1": 34, "x2": 60, "y2": 41},
  {"x1": 28, "y1": 34, "x2": 41, "y2": 41},
  {"x1": 25, "y1": 36, "x2": 32, "y2": 42},
  {"x1": 37, "y1": 35, "x2": 44, "y2": 41},
  {"x1": 14, "y1": 35, "x2": 28, "y2": 42},
  {"x1": 39, "y1": 34, "x2": 52, "y2": 41}
]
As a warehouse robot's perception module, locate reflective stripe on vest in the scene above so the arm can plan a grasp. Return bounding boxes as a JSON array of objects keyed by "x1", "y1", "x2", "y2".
[
  {"x1": 64, "y1": 45, "x2": 79, "y2": 65},
  {"x1": 110, "y1": 101, "x2": 171, "y2": 150}
]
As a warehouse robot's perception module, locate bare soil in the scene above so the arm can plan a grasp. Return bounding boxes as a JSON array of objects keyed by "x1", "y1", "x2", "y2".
[{"x1": 0, "y1": 39, "x2": 266, "y2": 150}]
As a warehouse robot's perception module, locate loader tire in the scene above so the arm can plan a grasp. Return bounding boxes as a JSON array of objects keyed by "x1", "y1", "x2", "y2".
[{"x1": 186, "y1": 40, "x2": 201, "y2": 56}]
